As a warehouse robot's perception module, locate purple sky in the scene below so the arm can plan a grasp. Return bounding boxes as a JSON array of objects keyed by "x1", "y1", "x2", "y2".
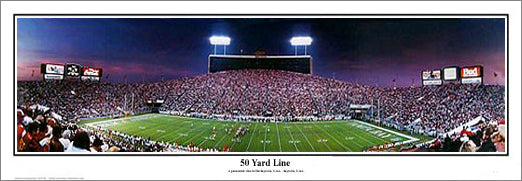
[{"x1": 17, "y1": 18, "x2": 505, "y2": 86}]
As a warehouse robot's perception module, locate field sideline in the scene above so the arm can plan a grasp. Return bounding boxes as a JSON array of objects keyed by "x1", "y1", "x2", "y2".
[{"x1": 81, "y1": 114, "x2": 420, "y2": 152}]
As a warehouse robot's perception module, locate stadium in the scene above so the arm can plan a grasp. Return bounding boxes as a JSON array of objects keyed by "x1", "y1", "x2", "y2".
[{"x1": 15, "y1": 18, "x2": 506, "y2": 153}]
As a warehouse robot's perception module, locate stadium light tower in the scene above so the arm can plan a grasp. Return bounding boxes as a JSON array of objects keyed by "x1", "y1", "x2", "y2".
[
  {"x1": 209, "y1": 36, "x2": 231, "y2": 55},
  {"x1": 290, "y1": 36, "x2": 312, "y2": 55}
]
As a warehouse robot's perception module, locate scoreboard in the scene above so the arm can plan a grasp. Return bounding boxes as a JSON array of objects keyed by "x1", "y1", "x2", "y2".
[{"x1": 41, "y1": 63, "x2": 102, "y2": 81}]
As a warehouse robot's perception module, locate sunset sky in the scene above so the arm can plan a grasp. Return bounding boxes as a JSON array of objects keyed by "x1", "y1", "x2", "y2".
[{"x1": 17, "y1": 18, "x2": 506, "y2": 86}]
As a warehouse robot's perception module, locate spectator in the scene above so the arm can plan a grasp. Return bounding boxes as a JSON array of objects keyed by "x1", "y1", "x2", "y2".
[
  {"x1": 67, "y1": 131, "x2": 91, "y2": 152},
  {"x1": 49, "y1": 126, "x2": 64, "y2": 152}
]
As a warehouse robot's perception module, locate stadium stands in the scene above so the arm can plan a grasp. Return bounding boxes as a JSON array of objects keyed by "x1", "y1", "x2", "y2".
[{"x1": 16, "y1": 69, "x2": 505, "y2": 152}]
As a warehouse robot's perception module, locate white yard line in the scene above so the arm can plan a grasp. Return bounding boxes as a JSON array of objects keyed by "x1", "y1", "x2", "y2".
[
  {"x1": 340, "y1": 123, "x2": 386, "y2": 144},
  {"x1": 84, "y1": 114, "x2": 161, "y2": 127},
  {"x1": 132, "y1": 123, "x2": 166, "y2": 137},
  {"x1": 322, "y1": 122, "x2": 365, "y2": 148},
  {"x1": 309, "y1": 124, "x2": 334, "y2": 152},
  {"x1": 245, "y1": 124, "x2": 258, "y2": 151},
  {"x1": 276, "y1": 123, "x2": 282, "y2": 152},
  {"x1": 213, "y1": 132, "x2": 228, "y2": 147},
  {"x1": 348, "y1": 131, "x2": 375, "y2": 145},
  {"x1": 156, "y1": 125, "x2": 186, "y2": 141},
  {"x1": 168, "y1": 121, "x2": 209, "y2": 142},
  {"x1": 263, "y1": 123, "x2": 268, "y2": 152},
  {"x1": 284, "y1": 123, "x2": 300, "y2": 152},
  {"x1": 183, "y1": 125, "x2": 212, "y2": 145},
  {"x1": 199, "y1": 139, "x2": 208, "y2": 146},
  {"x1": 313, "y1": 123, "x2": 352, "y2": 152},
  {"x1": 296, "y1": 124, "x2": 316, "y2": 152},
  {"x1": 351, "y1": 120, "x2": 419, "y2": 143}
]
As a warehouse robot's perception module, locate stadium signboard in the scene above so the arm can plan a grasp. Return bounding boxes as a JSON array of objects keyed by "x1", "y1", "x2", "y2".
[
  {"x1": 423, "y1": 80, "x2": 443, "y2": 85},
  {"x1": 40, "y1": 63, "x2": 65, "y2": 80},
  {"x1": 66, "y1": 64, "x2": 82, "y2": 77},
  {"x1": 421, "y1": 70, "x2": 442, "y2": 86},
  {"x1": 81, "y1": 76, "x2": 100, "y2": 81},
  {"x1": 442, "y1": 67, "x2": 458, "y2": 81},
  {"x1": 461, "y1": 66, "x2": 482, "y2": 78},
  {"x1": 82, "y1": 67, "x2": 102, "y2": 77},
  {"x1": 41, "y1": 63, "x2": 65, "y2": 75},
  {"x1": 461, "y1": 77, "x2": 482, "y2": 84},
  {"x1": 460, "y1": 66, "x2": 483, "y2": 85},
  {"x1": 43, "y1": 74, "x2": 64, "y2": 80},
  {"x1": 81, "y1": 67, "x2": 103, "y2": 81},
  {"x1": 40, "y1": 63, "x2": 103, "y2": 81}
]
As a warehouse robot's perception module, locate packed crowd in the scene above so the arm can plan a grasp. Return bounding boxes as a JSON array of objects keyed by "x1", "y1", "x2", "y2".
[
  {"x1": 16, "y1": 104, "x2": 229, "y2": 152},
  {"x1": 17, "y1": 69, "x2": 505, "y2": 152},
  {"x1": 412, "y1": 119, "x2": 505, "y2": 152},
  {"x1": 374, "y1": 84, "x2": 505, "y2": 134},
  {"x1": 158, "y1": 69, "x2": 354, "y2": 117},
  {"x1": 17, "y1": 80, "x2": 147, "y2": 122}
]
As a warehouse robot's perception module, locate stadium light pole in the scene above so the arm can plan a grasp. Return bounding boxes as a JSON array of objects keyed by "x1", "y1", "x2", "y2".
[
  {"x1": 377, "y1": 99, "x2": 380, "y2": 122},
  {"x1": 290, "y1": 37, "x2": 312, "y2": 56},
  {"x1": 124, "y1": 94, "x2": 127, "y2": 111},
  {"x1": 209, "y1": 36, "x2": 231, "y2": 55}
]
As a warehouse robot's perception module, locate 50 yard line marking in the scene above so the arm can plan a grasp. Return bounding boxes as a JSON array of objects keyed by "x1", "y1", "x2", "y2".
[{"x1": 276, "y1": 122, "x2": 282, "y2": 152}]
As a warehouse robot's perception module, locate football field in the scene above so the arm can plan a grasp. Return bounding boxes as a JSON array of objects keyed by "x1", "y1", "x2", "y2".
[{"x1": 82, "y1": 114, "x2": 420, "y2": 152}]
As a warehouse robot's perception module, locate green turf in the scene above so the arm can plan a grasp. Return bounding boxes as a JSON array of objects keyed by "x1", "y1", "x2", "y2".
[{"x1": 84, "y1": 114, "x2": 420, "y2": 152}]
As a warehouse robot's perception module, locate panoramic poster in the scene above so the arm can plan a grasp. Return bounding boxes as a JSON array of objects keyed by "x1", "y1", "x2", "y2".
[
  {"x1": 3, "y1": 0, "x2": 521, "y2": 180},
  {"x1": 15, "y1": 16, "x2": 506, "y2": 154}
]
